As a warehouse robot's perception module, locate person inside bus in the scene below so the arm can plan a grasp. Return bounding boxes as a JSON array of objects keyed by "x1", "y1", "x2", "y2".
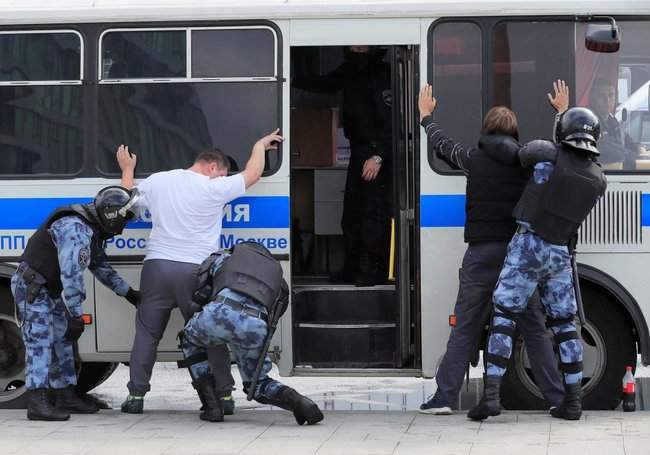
[
  {"x1": 589, "y1": 78, "x2": 641, "y2": 169},
  {"x1": 116, "y1": 129, "x2": 283, "y2": 415},
  {"x1": 416, "y1": 81, "x2": 569, "y2": 415},
  {"x1": 293, "y1": 46, "x2": 392, "y2": 286},
  {"x1": 469, "y1": 107, "x2": 606, "y2": 421},
  {"x1": 11, "y1": 186, "x2": 141, "y2": 421}
]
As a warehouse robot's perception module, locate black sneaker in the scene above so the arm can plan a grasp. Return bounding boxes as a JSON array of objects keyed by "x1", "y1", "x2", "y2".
[
  {"x1": 120, "y1": 395, "x2": 144, "y2": 414},
  {"x1": 221, "y1": 394, "x2": 235, "y2": 415},
  {"x1": 419, "y1": 394, "x2": 452, "y2": 415}
]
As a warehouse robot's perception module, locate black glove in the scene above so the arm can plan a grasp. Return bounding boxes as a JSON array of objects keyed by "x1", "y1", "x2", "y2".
[
  {"x1": 65, "y1": 316, "x2": 85, "y2": 341},
  {"x1": 125, "y1": 288, "x2": 141, "y2": 307}
]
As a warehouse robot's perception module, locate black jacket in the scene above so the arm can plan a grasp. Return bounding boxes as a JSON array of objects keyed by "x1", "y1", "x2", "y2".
[{"x1": 422, "y1": 116, "x2": 529, "y2": 243}]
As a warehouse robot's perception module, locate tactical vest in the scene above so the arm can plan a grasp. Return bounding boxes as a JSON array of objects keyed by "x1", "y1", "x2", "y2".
[
  {"x1": 20, "y1": 205, "x2": 104, "y2": 295},
  {"x1": 513, "y1": 145, "x2": 607, "y2": 245},
  {"x1": 465, "y1": 135, "x2": 529, "y2": 243},
  {"x1": 211, "y1": 243, "x2": 283, "y2": 311}
]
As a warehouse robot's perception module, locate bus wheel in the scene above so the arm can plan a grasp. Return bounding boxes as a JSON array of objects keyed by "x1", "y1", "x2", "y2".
[
  {"x1": 501, "y1": 285, "x2": 637, "y2": 410},
  {"x1": 0, "y1": 284, "x2": 28, "y2": 408},
  {"x1": 75, "y1": 362, "x2": 119, "y2": 394}
]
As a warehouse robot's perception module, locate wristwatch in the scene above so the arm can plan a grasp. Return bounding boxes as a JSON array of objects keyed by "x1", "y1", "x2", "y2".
[{"x1": 371, "y1": 155, "x2": 383, "y2": 165}]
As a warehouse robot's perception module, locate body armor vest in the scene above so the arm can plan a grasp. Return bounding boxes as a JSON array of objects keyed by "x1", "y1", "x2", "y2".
[
  {"x1": 513, "y1": 145, "x2": 607, "y2": 245},
  {"x1": 20, "y1": 205, "x2": 104, "y2": 295},
  {"x1": 211, "y1": 243, "x2": 283, "y2": 310}
]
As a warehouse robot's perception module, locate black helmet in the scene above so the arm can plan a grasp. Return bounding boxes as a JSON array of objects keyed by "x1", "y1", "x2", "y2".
[
  {"x1": 92, "y1": 186, "x2": 139, "y2": 237},
  {"x1": 234, "y1": 240, "x2": 273, "y2": 258},
  {"x1": 556, "y1": 107, "x2": 600, "y2": 155}
]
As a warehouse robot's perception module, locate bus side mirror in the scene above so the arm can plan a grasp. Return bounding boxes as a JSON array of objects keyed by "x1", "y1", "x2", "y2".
[{"x1": 585, "y1": 21, "x2": 620, "y2": 53}]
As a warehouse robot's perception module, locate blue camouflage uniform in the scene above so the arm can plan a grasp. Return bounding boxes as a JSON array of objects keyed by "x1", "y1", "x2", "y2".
[
  {"x1": 11, "y1": 216, "x2": 130, "y2": 390},
  {"x1": 180, "y1": 253, "x2": 286, "y2": 401},
  {"x1": 486, "y1": 162, "x2": 583, "y2": 385}
]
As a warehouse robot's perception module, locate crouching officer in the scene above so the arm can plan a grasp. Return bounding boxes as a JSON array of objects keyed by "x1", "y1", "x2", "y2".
[
  {"x1": 468, "y1": 107, "x2": 607, "y2": 422},
  {"x1": 177, "y1": 241, "x2": 324, "y2": 425},
  {"x1": 10, "y1": 186, "x2": 141, "y2": 421}
]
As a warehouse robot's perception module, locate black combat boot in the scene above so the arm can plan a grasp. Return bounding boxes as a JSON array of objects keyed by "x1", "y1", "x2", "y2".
[
  {"x1": 257, "y1": 387, "x2": 324, "y2": 425},
  {"x1": 193, "y1": 376, "x2": 224, "y2": 422},
  {"x1": 550, "y1": 383, "x2": 582, "y2": 420},
  {"x1": 27, "y1": 389, "x2": 70, "y2": 421},
  {"x1": 55, "y1": 386, "x2": 100, "y2": 414},
  {"x1": 467, "y1": 375, "x2": 502, "y2": 421}
]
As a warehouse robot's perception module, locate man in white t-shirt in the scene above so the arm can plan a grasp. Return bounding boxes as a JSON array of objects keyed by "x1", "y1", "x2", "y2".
[{"x1": 115, "y1": 129, "x2": 283, "y2": 414}]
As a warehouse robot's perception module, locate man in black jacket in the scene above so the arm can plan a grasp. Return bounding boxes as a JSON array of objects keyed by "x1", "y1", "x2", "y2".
[
  {"x1": 294, "y1": 46, "x2": 392, "y2": 286},
  {"x1": 417, "y1": 82, "x2": 567, "y2": 414}
]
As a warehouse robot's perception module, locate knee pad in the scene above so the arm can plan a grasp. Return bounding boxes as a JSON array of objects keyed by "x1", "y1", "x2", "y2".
[
  {"x1": 485, "y1": 306, "x2": 518, "y2": 370},
  {"x1": 548, "y1": 316, "x2": 582, "y2": 375}
]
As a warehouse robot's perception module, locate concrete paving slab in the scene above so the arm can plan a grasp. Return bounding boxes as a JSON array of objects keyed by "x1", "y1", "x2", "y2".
[{"x1": 1, "y1": 409, "x2": 649, "y2": 455}]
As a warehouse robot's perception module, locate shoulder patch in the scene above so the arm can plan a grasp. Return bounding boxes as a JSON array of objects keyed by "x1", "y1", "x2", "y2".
[{"x1": 78, "y1": 247, "x2": 91, "y2": 267}]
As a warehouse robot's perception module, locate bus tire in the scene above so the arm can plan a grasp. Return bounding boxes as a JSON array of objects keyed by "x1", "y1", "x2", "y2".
[
  {"x1": 501, "y1": 284, "x2": 637, "y2": 410},
  {"x1": 0, "y1": 281, "x2": 28, "y2": 409},
  {"x1": 75, "y1": 362, "x2": 119, "y2": 394}
]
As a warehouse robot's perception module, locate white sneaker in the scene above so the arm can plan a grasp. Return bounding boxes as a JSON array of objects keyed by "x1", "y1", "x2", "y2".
[{"x1": 418, "y1": 403, "x2": 453, "y2": 415}]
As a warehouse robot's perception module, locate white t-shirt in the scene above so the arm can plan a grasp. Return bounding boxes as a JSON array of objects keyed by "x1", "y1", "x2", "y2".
[{"x1": 136, "y1": 169, "x2": 246, "y2": 264}]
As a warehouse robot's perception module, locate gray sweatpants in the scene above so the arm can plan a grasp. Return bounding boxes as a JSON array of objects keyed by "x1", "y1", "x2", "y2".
[{"x1": 127, "y1": 259, "x2": 235, "y2": 396}]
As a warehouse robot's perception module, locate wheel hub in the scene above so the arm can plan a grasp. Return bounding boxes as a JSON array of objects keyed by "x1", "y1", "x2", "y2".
[{"x1": 0, "y1": 342, "x2": 17, "y2": 369}]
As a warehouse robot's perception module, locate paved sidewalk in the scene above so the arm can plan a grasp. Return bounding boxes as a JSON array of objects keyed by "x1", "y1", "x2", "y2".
[{"x1": 1, "y1": 409, "x2": 649, "y2": 455}]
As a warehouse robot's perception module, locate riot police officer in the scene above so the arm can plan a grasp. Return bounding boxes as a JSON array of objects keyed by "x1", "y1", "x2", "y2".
[
  {"x1": 177, "y1": 241, "x2": 324, "y2": 425},
  {"x1": 11, "y1": 186, "x2": 141, "y2": 421},
  {"x1": 468, "y1": 108, "x2": 607, "y2": 421}
]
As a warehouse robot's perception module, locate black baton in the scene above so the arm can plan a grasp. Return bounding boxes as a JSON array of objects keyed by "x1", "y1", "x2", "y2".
[
  {"x1": 246, "y1": 311, "x2": 278, "y2": 401},
  {"x1": 569, "y1": 237, "x2": 586, "y2": 326}
]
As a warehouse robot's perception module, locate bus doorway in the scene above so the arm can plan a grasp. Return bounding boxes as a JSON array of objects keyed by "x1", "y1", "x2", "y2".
[{"x1": 288, "y1": 45, "x2": 419, "y2": 373}]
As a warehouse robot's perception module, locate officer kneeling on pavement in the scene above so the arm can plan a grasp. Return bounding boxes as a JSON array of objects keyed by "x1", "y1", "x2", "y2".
[
  {"x1": 177, "y1": 241, "x2": 324, "y2": 425},
  {"x1": 11, "y1": 186, "x2": 141, "y2": 421},
  {"x1": 468, "y1": 107, "x2": 607, "y2": 422}
]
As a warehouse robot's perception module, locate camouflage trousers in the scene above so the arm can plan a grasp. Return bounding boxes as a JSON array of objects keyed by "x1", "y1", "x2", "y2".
[
  {"x1": 486, "y1": 231, "x2": 582, "y2": 385},
  {"x1": 181, "y1": 296, "x2": 285, "y2": 401},
  {"x1": 10, "y1": 272, "x2": 77, "y2": 390}
]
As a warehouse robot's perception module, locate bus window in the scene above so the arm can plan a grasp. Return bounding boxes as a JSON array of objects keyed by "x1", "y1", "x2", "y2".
[
  {"x1": 0, "y1": 31, "x2": 83, "y2": 176},
  {"x1": 101, "y1": 30, "x2": 186, "y2": 80},
  {"x1": 492, "y1": 21, "x2": 574, "y2": 143},
  {"x1": 96, "y1": 82, "x2": 278, "y2": 174},
  {"x1": 97, "y1": 26, "x2": 281, "y2": 177},
  {"x1": 575, "y1": 21, "x2": 650, "y2": 172},
  {"x1": 428, "y1": 21, "x2": 482, "y2": 173},
  {"x1": 191, "y1": 28, "x2": 276, "y2": 78}
]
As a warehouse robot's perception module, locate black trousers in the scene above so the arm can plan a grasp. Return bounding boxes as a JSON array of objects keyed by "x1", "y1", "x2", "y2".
[
  {"x1": 341, "y1": 143, "x2": 391, "y2": 273},
  {"x1": 433, "y1": 241, "x2": 564, "y2": 408}
]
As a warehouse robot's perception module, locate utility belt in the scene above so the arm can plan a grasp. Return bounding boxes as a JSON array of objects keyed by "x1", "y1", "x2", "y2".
[
  {"x1": 17, "y1": 262, "x2": 53, "y2": 304},
  {"x1": 214, "y1": 295, "x2": 269, "y2": 325}
]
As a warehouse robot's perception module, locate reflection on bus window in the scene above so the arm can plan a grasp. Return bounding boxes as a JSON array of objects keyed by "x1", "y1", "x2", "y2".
[
  {"x1": 0, "y1": 31, "x2": 83, "y2": 176},
  {"x1": 101, "y1": 30, "x2": 186, "y2": 80},
  {"x1": 492, "y1": 21, "x2": 574, "y2": 143},
  {"x1": 191, "y1": 28, "x2": 276, "y2": 78},
  {"x1": 429, "y1": 22, "x2": 482, "y2": 173},
  {"x1": 96, "y1": 83, "x2": 279, "y2": 175},
  {"x1": 0, "y1": 32, "x2": 81, "y2": 81},
  {"x1": 576, "y1": 22, "x2": 650, "y2": 172}
]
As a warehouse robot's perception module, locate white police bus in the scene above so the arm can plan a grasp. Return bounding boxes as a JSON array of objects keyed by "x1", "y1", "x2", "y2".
[{"x1": 0, "y1": 0, "x2": 649, "y2": 411}]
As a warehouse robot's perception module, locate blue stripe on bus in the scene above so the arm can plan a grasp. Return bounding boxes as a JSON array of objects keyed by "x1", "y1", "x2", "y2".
[
  {"x1": 420, "y1": 194, "x2": 466, "y2": 227},
  {"x1": 0, "y1": 196, "x2": 290, "y2": 230},
  {"x1": 423, "y1": 193, "x2": 650, "y2": 227},
  {"x1": 642, "y1": 194, "x2": 650, "y2": 227}
]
